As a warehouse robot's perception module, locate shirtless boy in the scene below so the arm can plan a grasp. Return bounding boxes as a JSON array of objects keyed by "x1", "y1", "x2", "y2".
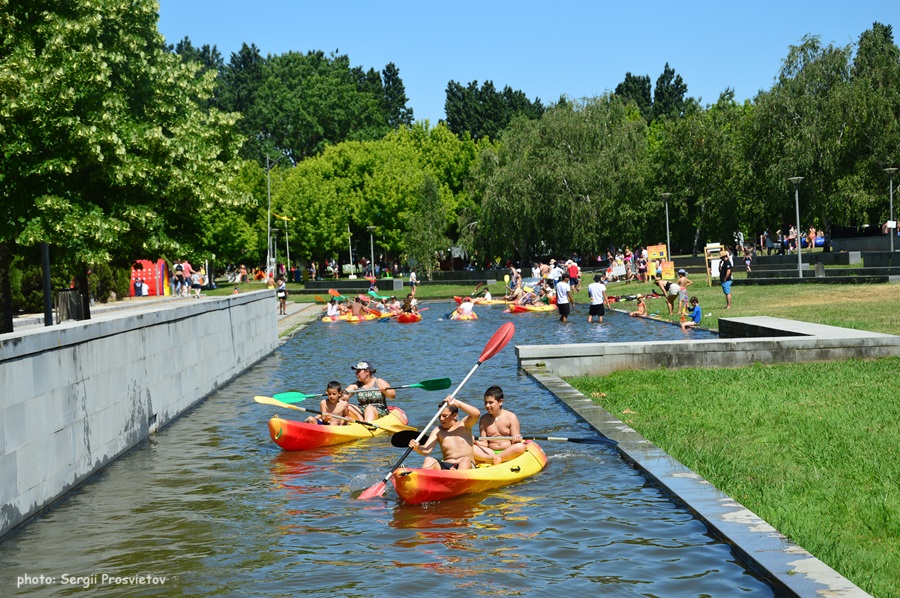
[
  {"x1": 305, "y1": 381, "x2": 351, "y2": 425},
  {"x1": 408, "y1": 395, "x2": 480, "y2": 470},
  {"x1": 474, "y1": 386, "x2": 525, "y2": 465}
]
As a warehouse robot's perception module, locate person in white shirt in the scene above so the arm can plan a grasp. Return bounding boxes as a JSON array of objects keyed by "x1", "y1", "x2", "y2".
[
  {"x1": 458, "y1": 296, "x2": 475, "y2": 316},
  {"x1": 555, "y1": 273, "x2": 573, "y2": 323},
  {"x1": 587, "y1": 274, "x2": 608, "y2": 324}
]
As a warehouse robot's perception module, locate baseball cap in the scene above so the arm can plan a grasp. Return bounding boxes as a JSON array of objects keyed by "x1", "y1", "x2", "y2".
[
  {"x1": 549, "y1": 259, "x2": 556, "y2": 264},
  {"x1": 351, "y1": 361, "x2": 375, "y2": 372},
  {"x1": 677, "y1": 269, "x2": 686, "y2": 274},
  {"x1": 636, "y1": 294, "x2": 644, "y2": 299}
]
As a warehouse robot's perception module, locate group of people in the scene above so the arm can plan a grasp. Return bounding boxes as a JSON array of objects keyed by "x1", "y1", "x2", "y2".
[
  {"x1": 172, "y1": 259, "x2": 205, "y2": 299},
  {"x1": 305, "y1": 361, "x2": 525, "y2": 470},
  {"x1": 324, "y1": 293, "x2": 420, "y2": 319}
]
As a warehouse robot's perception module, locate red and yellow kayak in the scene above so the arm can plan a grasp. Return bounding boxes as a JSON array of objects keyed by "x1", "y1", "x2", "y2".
[
  {"x1": 390, "y1": 440, "x2": 547, "y2": 504},
  {"x1": 268, "y1": 406, "x2": 410, "y2": 451},
  {"x1": 508, "y1": 303, "x2": 556, "y2": 313},
  {"x1": 449, "y1": 310, "x2": 478, "y2": 321},
  {"x1": 396, "y1": 312, "x2": 423, "y2": 323}
]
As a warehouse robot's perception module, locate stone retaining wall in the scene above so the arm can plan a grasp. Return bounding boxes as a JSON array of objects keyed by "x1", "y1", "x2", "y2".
[
  {"x1": 516, "y1": 316, "x2": 900, "y2": 378},
  {"x1": 0, "y1": 291, "x2": 278, "y2": 538}
]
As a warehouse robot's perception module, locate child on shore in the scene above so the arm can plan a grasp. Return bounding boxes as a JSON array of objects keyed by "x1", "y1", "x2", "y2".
[
  {"x1": 629, "y1": 294, "x2": 648, "y2": 317},
  {"x1": 474, "y1": 386, "x2": 526, "y2": 465},
  {"x1": 681, "y1": 297, "x2": 702, "y2": 331},
  {"x1": 676, "y1": 269, "x2": 693, "y2": 314},
  {"x1": 305, "y1": 381, "x2": 351, "y2": 425},
  {"x1": 407, "y1": 396, "x2": 480, "y2": 470}
]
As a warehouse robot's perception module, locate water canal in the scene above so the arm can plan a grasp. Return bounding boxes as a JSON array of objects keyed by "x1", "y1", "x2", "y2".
[{"x1": 0, "y1": 303, "x2": 776, "y2": 596}]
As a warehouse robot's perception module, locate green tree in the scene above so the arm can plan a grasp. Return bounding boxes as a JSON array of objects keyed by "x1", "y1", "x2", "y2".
[
  {"x1": 615, "y1": 72, "x2": 652, "y2": 121},
  {"x1": 381, "y1": 62, "x2": 414, "y2": 127},
  {"x1": 472, "y1": 95, "x2": 650, "y2": 263},
  {"x1": 406, "y1": 174, "x2": 450, "y2": 279},
  {"x1": 444, "y1": 79, "x2": 544, "y2": 141},
  {"x1": 652, "y1": 63, "x2": 689, "y2": 121},
  {"x1": 0, "y1": 0, "x2": 242, "y2": 331}
]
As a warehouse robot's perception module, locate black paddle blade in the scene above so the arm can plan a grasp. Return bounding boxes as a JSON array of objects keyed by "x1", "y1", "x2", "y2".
[{"x1": 391, "y1": 429, "x2": 419, "y2": 448}]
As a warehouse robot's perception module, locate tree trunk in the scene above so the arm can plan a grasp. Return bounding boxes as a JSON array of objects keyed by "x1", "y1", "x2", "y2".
[{"x1": 0, "y1": 241, "x2": 13, "y2": 334}]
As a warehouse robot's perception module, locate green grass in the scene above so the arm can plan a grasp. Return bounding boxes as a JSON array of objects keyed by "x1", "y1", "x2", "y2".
[{"x1": 568, "y1": 357, "x2": 900, "y2": 597}]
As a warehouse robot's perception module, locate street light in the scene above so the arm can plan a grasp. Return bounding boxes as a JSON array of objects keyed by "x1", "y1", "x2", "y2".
[
  {"x1": 367, "y1": 226, "x2": 376, "y2": 278},
  {"x1": 265, "y1": 154, "x2": 286, "y2": 277},
  {"x1": 787, "y1": 177, "x2": 804, "y2": 279},
  {"x1": 274, "y1": 212, "x2": 295, "y2": 277},
  {"x1": 660, "y1": 193, "x2": 672, "y2": 260},
  {"x1": 885, "y1": 167, "x2": 898, "y2": 254}
]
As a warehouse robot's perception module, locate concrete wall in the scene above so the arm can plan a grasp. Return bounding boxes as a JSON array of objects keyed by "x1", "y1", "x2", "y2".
[
  {"x1": 517, "y1": 316, "x2": 900, "y2": 378},
  {"x1": 0, "y1": 292, "x2": 278, "y2": 538}
]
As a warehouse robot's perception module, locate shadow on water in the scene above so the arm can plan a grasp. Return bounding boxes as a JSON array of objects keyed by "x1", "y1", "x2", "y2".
[{"x1": 0, "y1": 304, "x2": 774, "y2": 596}]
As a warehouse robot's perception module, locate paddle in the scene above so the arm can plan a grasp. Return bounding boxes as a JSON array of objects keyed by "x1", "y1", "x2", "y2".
[
  {"x1": 328, "y1": 288, "x2": 346, "y2": 301},
  {"x1": 274, "y1": 376, "x2": 450, "y2": 404},
  {"x1": 390, "y1": 429, "x2": 618, "y2": 447},
  {"x1": 358, "y1": 321, "x2": 516, "y2": 500},
  {"x1": 470, "y1": 281, "x2": 484, "y2": 297},
  {"x1": 253, "y1": 395, "x2": 417, "y2": 433},
  {"x1": 346, "y1": 377, "x2": 451, "y2": 394},
  {"x1": 315, "y1": 295, "x2": 329, "y2": 303}
]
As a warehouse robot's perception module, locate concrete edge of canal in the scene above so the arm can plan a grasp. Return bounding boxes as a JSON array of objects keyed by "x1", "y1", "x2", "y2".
[{"x1": 520, "y1": 322, "x2": 879, "y2": 598}]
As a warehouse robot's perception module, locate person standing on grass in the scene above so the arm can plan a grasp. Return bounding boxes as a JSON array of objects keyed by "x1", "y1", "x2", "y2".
[
  {"x1": 556, "y1": 272, "x2": 573, "y2": 323},
  {"x1": 719, "y1": 248, "x2": 733, "y2": 309}
]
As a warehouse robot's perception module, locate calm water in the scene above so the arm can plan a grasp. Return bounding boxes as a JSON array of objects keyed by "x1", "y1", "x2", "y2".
[{"x1": 0, "y1": 304, "x2": 774, "y2": 596}]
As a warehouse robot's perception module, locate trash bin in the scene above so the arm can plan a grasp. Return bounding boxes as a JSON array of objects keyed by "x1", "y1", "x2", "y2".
[{"x1": 814, "y1": 262, "x2": 825, "y2": 278}]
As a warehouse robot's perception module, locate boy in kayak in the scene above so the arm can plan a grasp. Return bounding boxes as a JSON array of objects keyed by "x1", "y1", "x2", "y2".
[
  {"x1": 474, "y1": 386, "x2": 525, "y2": 465},
  {"x1": 408, "y1": 395, "x2": 480, "y2": 470},
  {"x1": 305, "y1": 381, "x2": 351, "y2": 425}
]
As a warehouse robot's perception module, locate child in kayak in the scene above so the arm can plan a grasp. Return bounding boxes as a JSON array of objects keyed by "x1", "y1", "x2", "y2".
[
  {"x1": 474, "y1": 386, "x2": 525, "y2": 465},
  {"x1": 305, "y1": 381, "x2": 351, "y2": 425},
  {"x1": 408, "y1": 395, "x2": 480, "y2": 470}
]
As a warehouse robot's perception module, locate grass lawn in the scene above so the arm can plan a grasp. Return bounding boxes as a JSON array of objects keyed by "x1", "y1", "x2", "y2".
[{"x1": 564, "y1": 279, "x2": 900, "y2": 597}]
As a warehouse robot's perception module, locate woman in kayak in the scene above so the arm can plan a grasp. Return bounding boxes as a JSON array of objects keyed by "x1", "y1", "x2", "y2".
[
  {"x1": 474, "y1": 386, "x2": 525, "y2": 465},
  {"x1": 305, "y1": 382, "x2": 351, "y2": 425},
  {"x1": 346, "y1": 360, "x2": 396, "y2": 422},
  {"x1": 407, "y1": 395, "x2": 480, "y2": 470}
]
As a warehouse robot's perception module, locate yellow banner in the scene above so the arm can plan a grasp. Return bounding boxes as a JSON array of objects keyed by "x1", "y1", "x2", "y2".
[
  {"x1": 648, "y1": 244, "x2": 668, "y2": 261},
  {"x1": 661, "y1": 261, "x2": 676, "y2": 280}
]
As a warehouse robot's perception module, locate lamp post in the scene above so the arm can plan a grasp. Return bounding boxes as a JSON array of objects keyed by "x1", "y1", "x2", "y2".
[
  {"x1": 660, "y1": 193, "x2": 672, "y2": 260},
  {"x1": 347, "y1": 224, "x2": 355, "y2": 279},
  {"x1": 885, "y1": 168, "x2": 898, "y2": 254},
  {"x1": 367, "y1": 226, "x2": 376, "y2": 278},
  {"x1": 273, "y1": 212, "x2": 294, "y2": 276},
  {"x1": 787, "y1": 177, "x2": 804, "y2": 279},
  {"x1": 265, "y1": 154, "x2": 285, "y2": 277}
]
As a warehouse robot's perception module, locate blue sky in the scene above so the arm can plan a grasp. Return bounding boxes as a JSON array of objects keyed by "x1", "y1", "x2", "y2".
[{"x1": 157, "y1": 1, "x2": 896, "y2": 124}]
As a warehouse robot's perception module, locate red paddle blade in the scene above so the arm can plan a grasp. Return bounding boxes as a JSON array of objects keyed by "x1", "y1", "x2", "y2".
[
  {"x1": 478, "y1": 322, "x2": 515, "y2": 363},
  {"x1": 358, "y1": 481, "x2": 386, "y2": 500}
]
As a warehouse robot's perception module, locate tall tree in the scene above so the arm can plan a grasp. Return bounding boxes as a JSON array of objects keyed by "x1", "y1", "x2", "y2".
[
  {"x1": 0, "y1": 0, "x2": 242, "y2": 332},
  {"x1": 381, "y1": 62, "x2": 414, "y2": 127},
  {"x1": 444, "y1": 79, "x2": 544, "y2": 141},
  {"x1": 652, "y1": 63, "x2": 689, "y2": 120},
  {"x1": 472, "y1": 95, "x2": 649, "y2": 263},
  {"x1": 615, "y1": 72, "x2": 652, "y2": 121}
]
